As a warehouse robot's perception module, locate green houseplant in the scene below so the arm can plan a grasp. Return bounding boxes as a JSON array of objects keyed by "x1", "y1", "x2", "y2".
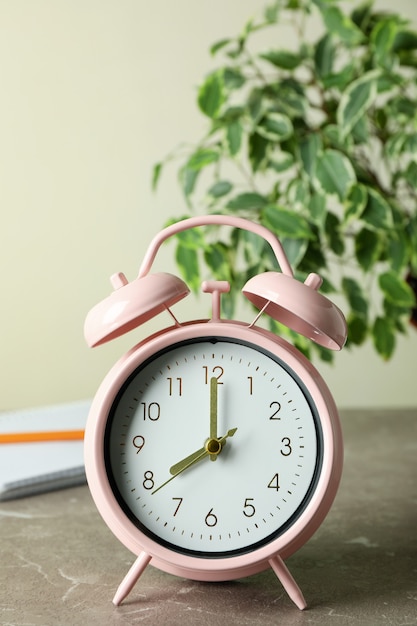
[{"x1": 153, "y1": 0, "x2": 417, "y2": 362}]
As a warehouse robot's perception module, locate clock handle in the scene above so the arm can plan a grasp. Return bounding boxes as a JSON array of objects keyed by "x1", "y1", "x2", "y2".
[
  {"x1": 269, "y1": 554, "x2": 307, "y2": 610},
  {"x1": 138, "y1": 215, "x2": 294, "y2": 278},
  {"x1": 112, "y1": 551, "x2": 152, "y2": 606}
]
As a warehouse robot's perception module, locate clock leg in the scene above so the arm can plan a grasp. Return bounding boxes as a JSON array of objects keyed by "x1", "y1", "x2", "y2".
[
  {"x1": 269, "y1": 554, "x2": 307, "y2": 610},
  {"x1": 112, "y1": 551, "x2": 152, "y2": 606}
]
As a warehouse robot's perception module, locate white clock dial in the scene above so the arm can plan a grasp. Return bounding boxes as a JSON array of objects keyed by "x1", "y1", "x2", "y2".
[{"x1": 106, "y1": 337, "x2": 322, "y2": 556}]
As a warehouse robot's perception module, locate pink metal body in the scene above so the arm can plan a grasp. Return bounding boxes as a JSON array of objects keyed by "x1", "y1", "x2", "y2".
[
  {"x1": 84, "y1": 322, "x2": 343, "y2": 590},
  {"x1": 83, "y1": 215, "x2": 347, "y2": 608}
]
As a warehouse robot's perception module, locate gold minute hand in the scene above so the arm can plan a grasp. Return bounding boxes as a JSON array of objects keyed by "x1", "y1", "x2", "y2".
[
  {"x1": 210, "y1": 376, "x2": 218, "y2": 461},
  {"x1": 210, "y1": 376, "x2": 218, "y2": 440}
]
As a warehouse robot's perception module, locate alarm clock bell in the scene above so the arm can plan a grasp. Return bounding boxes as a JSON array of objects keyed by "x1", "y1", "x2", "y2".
[
  {"x1": 85, "y1": 215, "x2": 345, "y2": 353},
  {"x1": 84, "y1": 272, "x2": 189, "y2": 348}
]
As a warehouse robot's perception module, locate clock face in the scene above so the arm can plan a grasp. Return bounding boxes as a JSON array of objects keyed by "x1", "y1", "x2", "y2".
[{"x1": 105, "y1": 336, "x2": 322, "y2": 558}]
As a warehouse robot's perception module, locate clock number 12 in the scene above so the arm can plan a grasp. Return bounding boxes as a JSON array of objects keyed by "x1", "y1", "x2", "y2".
[
  {"x1": 203, "y1": 366, "x2": 224, "y2": 384},
  {"x1": 203, "y1": 365, "x2": 224, "y2": 385}
]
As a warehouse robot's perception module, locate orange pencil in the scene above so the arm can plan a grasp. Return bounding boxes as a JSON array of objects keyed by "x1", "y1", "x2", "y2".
[{"x1": 0, "y1": 430, "x2": 85, "y2": 444}]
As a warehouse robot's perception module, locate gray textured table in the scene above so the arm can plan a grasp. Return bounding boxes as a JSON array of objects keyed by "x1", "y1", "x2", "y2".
[{"x1": 1, "y1": 409, "x2": 416, "y2": 626}]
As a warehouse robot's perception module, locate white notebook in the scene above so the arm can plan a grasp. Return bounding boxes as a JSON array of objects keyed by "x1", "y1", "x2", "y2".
[{"x1": 0, "y1": 400, "x2": 90, "y2": 501}]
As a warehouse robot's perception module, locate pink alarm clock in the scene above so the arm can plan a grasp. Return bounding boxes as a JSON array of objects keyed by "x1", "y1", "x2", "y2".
[{"x1": 83, "y1": 215, "x2": 346, "y2": 610}]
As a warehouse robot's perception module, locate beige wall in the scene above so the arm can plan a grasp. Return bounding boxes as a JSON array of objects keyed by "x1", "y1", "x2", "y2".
[{"x1": 1, "y1": 0, "x2": 416, "y2": 411}]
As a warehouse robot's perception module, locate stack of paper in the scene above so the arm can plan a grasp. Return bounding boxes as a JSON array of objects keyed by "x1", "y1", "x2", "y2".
[{"x1": 0, "y1": 400, "x2": 90, "y2": 501}]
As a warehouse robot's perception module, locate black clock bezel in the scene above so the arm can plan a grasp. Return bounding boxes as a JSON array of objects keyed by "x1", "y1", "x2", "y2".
[{"x1": 104, "y1": 336, "x2": 324, "y2": 560}]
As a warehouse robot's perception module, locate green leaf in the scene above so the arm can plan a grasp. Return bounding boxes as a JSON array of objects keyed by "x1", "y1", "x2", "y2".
[
  {"x1": 390, "y1": 95, "x2": 415, "y2": 118},
  {"x1": 346, "y1": 314, "x2": 368, "y2": 346},
  {"x1": 322, "y1": 124, "x2": 349, "y2": 151},
  {"x1": 248, "y1": 89, "x2": 263, "y2": 123},
  {"x1": 317, "y1": 5, "x2": 364, "y2": 46},
  {"x1": 179, "y1": 166, "x2": 199, "y2": 198},
  {"x1": 257, "y1": 112, "x2": 293, "y2": 141},
  {"x1": 337, "y1": 72, "x2": 378, "y2": 137},
  {"x1": 262, "y1": 205, "x2": 313, "y2": 239},
  {"x1": 314, "y1": 33, "x2": 335, "y2": 78},
  {"x1": 385, "y1": 133, "x2": 406, "y2": 159},
  {"x1": 384, "y1": 298, "x2": 411, "y2": 333},
  {"x1": 322, "y1": 63, "x2": 356, "y2": 90},
  {"x1": 404, "y1": 133, "x2": 417, "y2": 153},
  {"x1": 308, "y1": 193, "x2": 327, "y2": 227},
  {"x1": 379, "y1": 271, "x2": 416, "y2": 307},
  {"x1": 387, "y1": 230, "x2": 409, "y2": 271},
  {"x1": 175, "y1": 244, "x2": 200, "y2": 292},
  {"x1": 393, "y1": 29, "x2": 417, "y2": 53},
  {"x1": 287, "y1": 179, "x2": 310, "y2": 208},
  {"x1": 210, "y1": 39, "x2": 231, "y2": 56},
  {"x1": 274, "y1": 82, "x2": 308, "y2": 119},
  {"x1": 249, "y1": 132, "x2": 268, "y2": 171},
  {"x1": 351, "y1": 1, "x2": 373, "y2": 31},
  {"x1": 240, "y1": 229, "x2": 266, "y2": 266},
  {"x1": 351, "y1": 116, "x2": 369, "y2": 144},
  {"x1": 264, "y1": 3, "x2": 279, "y2": 23},
  {"x1": 355, "y1": 228, "x2": 382, "y2": 271},
  {"x1": 344, "y1": 183, "x2": 367, "y2": 224},
  {"x1": 371, "y1": 19, "x2": 398, "y2": 67},
  {"x1": 342, "y1": 277, "x2": 368, "y2": 318},
  {"x1": 187, "y1": 148, "x2": 219, "y2": 171},
  {"x1": 403, "y1": 161, "x2": 417, "y2": 189},
  {"x1": 226, "y1": 120, "x2": 243, "y2": 155},
  {"x1": 197, "y1": 71, "x2": 225, "y2": 119},
  {"x1": 281, "y1": 238, "x2": 309, "y2": 268},
  {"x1": 361, "y1": 189, "x2": 393, "y2": 231},
  {"x1": 227, "y1": 192, "x2": 268, "y2": 211},
  {"x1": 204, "y1": 242, "x2": 231, "y2": 281},
  {"x1": 208, "y1": 180, "x2": 232, "y2": 198},
  {"x1": 372, "y1": 316, "x2": 396, "y2": 360},
  {"x1": 151, "y1": 161, "x2": 163, "y2": 191},
  {"x1": 300, "y1": 134, "x2": 321, "y2": 178},
  {"x1": 325, "y1": 212, "x2": 345, "y2": 255},
  {"x1": 268, "y1": 151, "x2": 295, "y2": 173},
  {"x1": 299, "y1": 237, "x2": 326, "y2": 273},
  {"x1": 312, "y1": 343, "x2": 334, "y2": 363},
  {"x1": 223, "y1": 67, "x2": 246, "y2": 90},
  {"x1": 315, "y1": 149, "x2": 356, "y2": 200},
  {"x1": 259, "y1": 50, "x2": 303, "y2": 70},
  {"x1": 239, "y1": 17, "x2": 256, "y2": 46}
]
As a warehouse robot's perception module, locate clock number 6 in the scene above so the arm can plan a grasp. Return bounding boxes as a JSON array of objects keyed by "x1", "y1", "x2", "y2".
[{"x1": 205, "y1": 508, "x2": 218, "y2": 527}]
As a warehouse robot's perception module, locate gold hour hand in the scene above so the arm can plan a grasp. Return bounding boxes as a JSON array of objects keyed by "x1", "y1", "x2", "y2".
[
  {"x1": 169, "y1": 445, "x2": 206, "y2": 476},
  {"x1": 170, "y1": 428, "x2": 237, "y2": 476},
  {"x1": 151, "y1": 428, "x2": 238, "y2": 495},
  {"x1": 152, "y1": 448, "x2": 208, "y2": 495}
]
